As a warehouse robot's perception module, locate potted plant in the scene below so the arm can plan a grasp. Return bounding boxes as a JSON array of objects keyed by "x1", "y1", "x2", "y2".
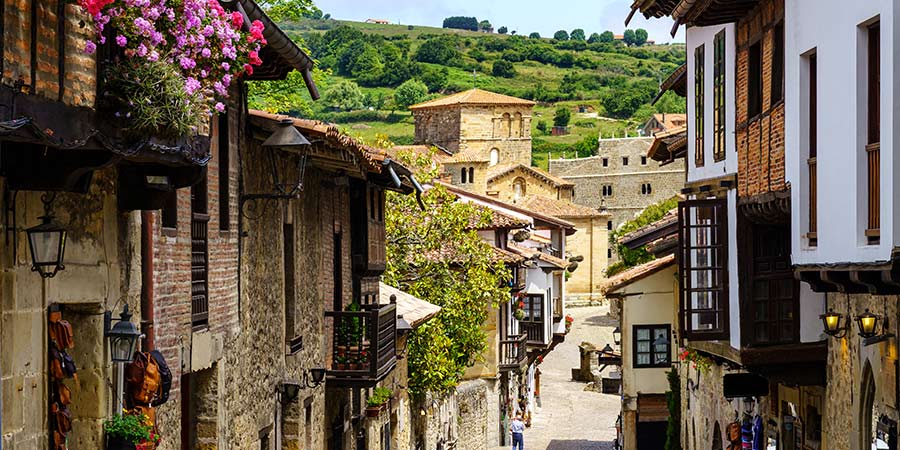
[
  {"x1": 365, "y1": 387, "x2": 393, "y2": 417},
  {"x1": 514, "y1": 299, "x2": 526, "y2": 321},
  {"x1": 334, "y1": 355, "x2": 349, "y2": 371},
  {"x1": 104, "y1": 412, "x2": 159, "y2": 450},
  {"x1": 564, "y1": 314, "x2": 574, "y2": 333}
]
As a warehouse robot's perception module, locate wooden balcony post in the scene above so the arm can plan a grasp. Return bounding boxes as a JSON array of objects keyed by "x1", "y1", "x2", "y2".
[{"x1": 866, "y1": 142, "x2": 880, "y2": 244}]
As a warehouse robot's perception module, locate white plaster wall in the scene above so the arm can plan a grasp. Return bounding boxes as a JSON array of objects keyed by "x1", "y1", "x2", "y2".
[
  {"x1": 799, "y1": 283, "x2": 826, "y2": 343},
  {"x1": 726, "y1": 190, "x2": 741, "y2": 349},
  {"x1": 620, "y1": 266, "x2": 678, "y2": 396},
  {"x1": 786, "y1": 0, "x2": 896, "y2": 265},
  {"x1": 686, "y1": 23, "x2": 738, "y2": 183}
]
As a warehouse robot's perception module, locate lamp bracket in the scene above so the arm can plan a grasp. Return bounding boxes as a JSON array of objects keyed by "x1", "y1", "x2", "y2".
[
  {"x1": 864, "y1": 333, "x2": 895, "y2": 347},
  {"x1": 238, "y1": 193, "x2": 299, "y2": 223}
]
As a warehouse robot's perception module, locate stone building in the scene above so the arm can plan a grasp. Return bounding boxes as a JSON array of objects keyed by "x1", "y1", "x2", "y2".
[{"x1": 549, "y1": 137, "x2": 685, "y2": 262}]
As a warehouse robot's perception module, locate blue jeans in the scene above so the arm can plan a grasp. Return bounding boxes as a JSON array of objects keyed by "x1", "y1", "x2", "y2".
[{"x1": 512, "y1": 432, "x2": 524, "y2": 450}]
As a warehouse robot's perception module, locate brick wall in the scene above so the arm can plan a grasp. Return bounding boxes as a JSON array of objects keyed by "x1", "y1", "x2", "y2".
[
  {"x1": 735, "y1": 0, "x2": 787, "y2": 198},
  {"x1": 3, "y1": 1, "x2": 97, "y2": 107}
]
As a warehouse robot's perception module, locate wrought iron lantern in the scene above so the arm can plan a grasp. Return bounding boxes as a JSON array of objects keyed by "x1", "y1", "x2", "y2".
[
  {"x1": 104, "y1": 304, "x2": 142, "y2": 363},
  {"x1": 613, "y1": 326, "x2": 622, "y2": 346},
  {"x1": 820, "y1": 308, "x2": 847, "y2": 338},
  {"x1": 26, "y1": 193, "x2": 67, "y2": 278},
  {"x1": 856, "y1": 309, "x2": 880, "y2": 339},
  {"x1": 262, "y1": 118, "x2": 312, "y2": 196},
  {"x1": 653, "y1": 330, "x2": 670, "y2": 347},
  {"x1": 601, "y1": 343, "x2": 614, "y2": 354}
]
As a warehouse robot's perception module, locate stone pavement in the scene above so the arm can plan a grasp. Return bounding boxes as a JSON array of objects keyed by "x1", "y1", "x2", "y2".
[{"x1": 495, "y1": 305, "x2": 620, "y2": 450}]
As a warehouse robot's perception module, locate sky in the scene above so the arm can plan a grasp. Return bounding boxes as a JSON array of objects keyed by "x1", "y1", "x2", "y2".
[{"x1": 315, "y1": 0, "x2": 684, "y2": 44}]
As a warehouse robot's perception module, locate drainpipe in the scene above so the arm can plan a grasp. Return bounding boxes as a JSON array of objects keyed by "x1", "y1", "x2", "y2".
[{"x1": 140, "y1": 210, "x2": 155, "y2": 350}]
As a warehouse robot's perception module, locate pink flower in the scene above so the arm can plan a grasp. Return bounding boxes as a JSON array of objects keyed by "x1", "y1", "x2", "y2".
[
  {"x1": 214, "y1": 102, "x2": 225, "y2": 112},
  {"x1": 115, "y1": 34, "x2": 127, "y2": 46},
  {"x1": 230, "y1": 11, "x2": 243, "y2": 28},
  {"x1": 248, "y1": 50, "x2": 262, "y2": 66},
  {"x1": 242, "y1": 64, "x2": 253, "y2": 76},
  {"x1": 180, "y1": 56, "x2": 196, "y2": 70},
  {"x1": 200, "y1": 47, "x2": 211, "y2": 58},
  {"x1": 221, "y1": 62, "x2": 230, "y2": 71},
  {"x1": 83, "y1": 41, "x2": 97, "y2": 54},
  {"x1": 185, "y1": 77, "x2": 201, "y2": 95}
]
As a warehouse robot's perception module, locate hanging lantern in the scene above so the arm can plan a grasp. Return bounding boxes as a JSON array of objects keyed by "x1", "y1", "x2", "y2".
[
  {"x1": 820, "y1": 308, "x2": 846, "y2": 337},
  {"x1": 104, "y1": 305, "x2": 142, "y2": 363},
  {"x1": 26, "y1": 193, "x2": 67, "y2": 278},
  {"x1": 613, "y1": 326, "x2": 622, "y2": 346},
  {"x1": 856, "y1": 309, "x2": 880, "y2": 339}
]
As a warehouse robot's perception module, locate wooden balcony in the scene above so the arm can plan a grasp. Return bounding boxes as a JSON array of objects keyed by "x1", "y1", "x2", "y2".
[
  {"x1": 807, "y1": 157, "x2": 817, "y2": 246},
  {"x1": 190, "y1": 213, "x2": 209, "y2": 329},
  {"x1": 520, "y1": 321, "x2": 546, "y2": 347},
  {"x1": 866, "y1": 142, "x2": 880, "y2": 244},
  {"x1": 325, "y1": 303, "x2": 397, "y2": 387},
  {"x1": 498, "y1": 334, "x2": 527, "y2": 372}
]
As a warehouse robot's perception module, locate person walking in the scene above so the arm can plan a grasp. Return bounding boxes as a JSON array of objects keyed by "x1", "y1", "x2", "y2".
[{"x1": 510, "y1": 413, "x2": 526, "y2": 450}]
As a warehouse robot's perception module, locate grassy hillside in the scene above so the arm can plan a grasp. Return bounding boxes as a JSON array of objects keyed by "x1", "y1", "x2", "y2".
[{"x1": 254, "y1": 18, "x2": 686, "y2": 167}]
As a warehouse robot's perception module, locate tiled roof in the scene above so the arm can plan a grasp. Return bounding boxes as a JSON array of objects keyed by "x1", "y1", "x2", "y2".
[
  {"x1": 602, "y1": 254, "x2": 676, "y2": 294},
  {"x1": 507, "y1": 244, "x2": 569, "y2": 270},
  {"x1": 409, "y1": 89, "x2": 536, "y2": 110},
  {"x1": 486, "y1": 164, "x2": 575, "y2": 187},
  {"x1": 420, "y1": 243, "x2": 526, "y2": 265},
  {"x1": 647, "y1": 126, "x2": 687, "y2": 164},
  {"x1": 378, "y1": 283, "x2": 441, "y2": 328},
  {"x1": 652, "y1": 64, "x2": 687, "y2": 104},
  {"x1": 514, "y1": 195, "x2": 607, "y2": 219},
  {"x1": 470, "y1": 205, "x2": 530, "y2": 230},
  {"x1": 649, "y1": 114, "x2": 687, "y2": 133},
  {"x1": 437, "y1": 181, "x2": 577, "y2": 232},
  {"x1": 618, "y1": 208, "x2": 678, "y2": 246}
]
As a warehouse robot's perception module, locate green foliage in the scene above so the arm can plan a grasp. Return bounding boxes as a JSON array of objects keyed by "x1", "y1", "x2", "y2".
[
  {"x1": 553, "y1": 30, "x2": 570, "y2": 41},
  {"x1": 479, "y1": 20, "x2": 492, "y2": 31},
  {"x1": 654, "y1": 90, "x2": 687, "y2": 114},
  {"x1": 623, "y1": 29, "x2": 636, "y2": 46},
  {"x1": 553, "y1": 107, "x2": 572, "y2": 127},
  {"x1": 601, "y1": 79, "x2": 657, "y2": 119},
  {"x1": 385, "y1": 151, "x2": 511, "y2": 397},
  {"x1": 415, "y1": 37, "x2": 462, "y2": 66},
  {"x1": 104, "y1": 59, "x2": 205, "y2": 138},
  {"x1": 443, "y1": 16, "x2": 479, "y2": 31},
  {"x1": 635, "y1": 29, "x2": 649, "y2": 46},
  {"x1": 587, "y1": 32, "x2": 602, "y2": 44},
  {"x1": 323, "y1": 80, "x2": 365, "y2": 111},
  {"x1": 103, "y1": 414, "x2": 153, "y2": 444},
  {"x1": 247, "y1": 69, "x2": 320, "y2": 117},
  {"x1": 536, "y1": 120, "x2": 548, "y2": 135},
  {"x1": 529, "y1": 32, "x2": 541, "y2": 39},
  {"x1": 498, "y1": 26, "x2": 508, "y2": 35},
  {"x1": 394, "y1": 79, "x2": 429, "y2": 109},
  {"x1": 418, "y1": 65, "x2": 449, "y2": 92},
  {"x1": 533, "y1": 133, "x2": 597, "y2": 159},
  {"x1": 367, "y1": 387, "x2": 393, "y2": 407},
  {"x1": 492, "y1": 60, "x2": 517, "y2": 78},
  {"x1": 608, "y1": 197, "x2": 679, "y2": 276},
  {"x1": 257, "y1": 0, "x2": 314, "y2": 22},
  {"x1": 665, "y1": 369, "x2": 682, "y2": 450},
  {"x1": 570, "y1": 28, "x2": 586, "y2": 41},
  {"x1": 600, "y1": 31, "x2": 615, "y2": 43}
]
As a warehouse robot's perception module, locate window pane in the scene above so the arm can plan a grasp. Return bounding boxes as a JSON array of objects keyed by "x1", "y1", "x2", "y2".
[
  {"x1": 637, "y1": 328, "x2": 651, "y2": 340},
  {"x1": 637, "y1": 341, "x2": 650, "y2": 353},
  {"x1": 637, "y1": 354, "x2": 651, "y2": 365}
]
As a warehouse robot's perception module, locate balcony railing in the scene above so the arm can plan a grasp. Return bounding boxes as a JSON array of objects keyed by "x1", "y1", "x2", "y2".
[
  {"x1": 866, "y1": 142, "x2": 880, "y2": 244},
  {"x1": 326, "y1": 303, "x2": 397, "y2": 386},
  {"x1": 191, "y1": 213, "x2": 209, "y2": 329},
  {"x1": 807, "y1": 157, "x2": 817, "y2": 246},
  {"x1": 520, "y1": 321, "x2": 546, "y2": 346},
  {"x1": 499, "y1": 334, "x2": 527, "y2": 371}
]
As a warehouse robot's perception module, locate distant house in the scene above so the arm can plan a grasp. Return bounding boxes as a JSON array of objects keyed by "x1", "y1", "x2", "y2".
[
  {"x1": 641, "y1": 113, "x2": 687, "y2": 137},
  {"x1": 365, "y1": 18, "x2": 390, "y2": 24}
]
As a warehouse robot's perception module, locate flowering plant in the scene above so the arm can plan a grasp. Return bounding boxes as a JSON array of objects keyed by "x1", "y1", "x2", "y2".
[
  {"x1": 77, "y1": 0, "x2": 266, "y2": 135},
  {"x1": 104, "y1": 411, "x2": 159, "y2": 444},
  {"x1": 564, "y1": 314, "x2": 573, "y2": 332},
  {"x1": 678, "y1": 347, "x2": 712, "y2": 373}
]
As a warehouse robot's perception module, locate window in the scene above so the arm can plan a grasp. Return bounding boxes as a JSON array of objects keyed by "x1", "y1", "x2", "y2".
[
  {"x1": 641, "y1": 156, "x2": 647, "y2": 166},
  {"x1": 602, "y1": 157, "x2": 609, "y2": 167},
  {"x1": 468, "y1": 167, "x2": 475, "y2": 184},
  {"x1": 749, "y1": 225, "x2": 797, "y2": 345},
  {"x1": 461, "y1": 167, "x2": 467, "y2": 184},
  {"x1": 694, "y1": 44, "x2": 705, "y2": 167},
  {"x1": 218, "y1": 112, "x2": 230, "y2": 230},
  {"x1": 284, "y1": 223, "x2": 297, "y2": 350},
  {"x1": 191, "y1": 175, "x2": 209, "y2": 329},
  {"x1": 607, "y1": 221, "x2": 613, "y2": 231},
  {"x1": 333, "y1": 232, "x2": 342, "y2": 311},
  {"x1": 633, "y1": 325, "x2": 671, "y2": 368},
  {"x1": 771, "y1": 22, "x2": 784, "y2": 104},
  {"x1": 678, "y1": 199, "x2": 728, "y2": 340},
  {"x1": 608, "y1": 248, "x2": 613, "y2": 258},
  {"x1": 622, "y1": 157, "x2": 629, "y2": 166},
  {"x1": 747, "y1": 40, "x2": 763, "y2": 119},
  {"x1": 381, "y1": 423, "x2": 392, "y2": 450},
  {"x1": 304, "y1": 403, "x2": 313, "y2": 450},
  {"x1": 865, "y1": 20, "x2": 881, "y2": 243},
  {"x1": 640, "y1": 183, "x2": 652, "y2": 195},
  {"x1": 490, "y1": 148, "x2": 500, "y2": 166},
  {"x1": 602, "y1": 185, "x2": 613, "y2": 197},
  {"x1": 162, "y1": 189, "x2": 178, "y2": 229},
  {"x1": 713, "y1": 30, "x2": 726, "y2": 161},
  {"x1": 806, "y1": 51, "x2": 818, "y2": 245},
  {"x1": 513, "y1": 177, "x2": 526, "y2": 200}
]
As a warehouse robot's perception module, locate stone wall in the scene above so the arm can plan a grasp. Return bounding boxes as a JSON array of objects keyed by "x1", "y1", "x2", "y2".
[
  {"x1": 487, "y1": 166, "x2": 568, "y2": 204},
  {"x1": 3, "y1": 0, "x2": 97, "y2": 107},
  {"x1": 564, "y1": 217, "x2": 608, "y2": 301},
  {"x1": 412, "y1": 392, "x2": 459, "y2": 450},
  {"x1": 413, "y1": 104, "x2": 533, "y2": 166},
  {"x1": 413, "y1": 108, "x2": 461, "y2": 152},
  {"x1": 457, "y1": 379, "x2": 495, "y2": 450},
  {"x1": 445, "y1": 161, "x2": 490, "y2": 195}
]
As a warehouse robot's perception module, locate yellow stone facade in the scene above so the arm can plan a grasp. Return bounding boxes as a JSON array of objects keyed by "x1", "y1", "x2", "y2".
[{"x1": 564, "y1": 217, "x2": 609, "y2": 299}]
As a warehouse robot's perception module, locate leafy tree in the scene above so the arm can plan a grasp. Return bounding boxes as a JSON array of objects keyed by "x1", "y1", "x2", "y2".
[
  {"x1": 394, "y1": 79, "x2": 429, "y2": 109},
  {"x1": 570, "y1": 28, "x2": 586, "y2": 41},
  {"x1": 529, "y1": 32, "x2": 541, "y2": 39},
  {"x1": 415, "y1": 37, "x2": 462, "y2": 66},
  {"x1": 323, "y1": 80, "x2": 365, "y2": 111},
  {"x1": 498, "y1": 26, "x2": 508, "y2": 35},
  {"x1": 479, "y1": 20, "x2": 493, "y2": 32},
  {"x1": 338, "y1": 41, "x2": 383, "y2": 77},
  {"x1": 635, "y1": 28, "x2": 649, "y2": 46},
  {"x1": 323, "y1": 13, "x2": 331, "y2": 20},
  {"x1": 385, "y1": 152, "x2": 511, "y2": 397},
  {"x1": 443, "y1": 16, "x2": 479, "y2": 31},
  {"x1": 553, "y1": 30, "x2": 570, "y2": 41},
  {"x1": 654, "y1": 91, "x2": 687, "y2": 115},
  {"x1": 536, "y1": 120, "x2": 548, "y2": 135},
  {"x1": 469, "y1": 48, "x2": 488, "y2": 62},
  {"x1": 510, "y1": 30, "x2": 517, "y2": 35},
  {"x1": 587, "y1": 32, "x2": 602, "y2": 44},
  {"x1": 258, "y1": 0, "x2": 314, "y2": 21},
  {"x1": 607, "y1": 197, "x2": 679, "y2": 276},
  {"x1": 247, "y1": 69, "x2": 321, "y2": 116},
  {"x1": 553, "y1": 107, "x2": 572, "y2": 127},
  {"x1": 418, "y1": 66, "x2": 449, "y2": 92},
  {"x1": 492, "y1": 60, "x2": 517, "y2": 78},
  {"x1": 301, "y1": 6, "x2": 322, "y2": 19},
  {"x1": 599, "y1": 30, "x2": 615, "y2": 43},
  {"x1": 623, "y1": 29, "x2": 636, "y2": 46},
  {"x1": 601, "y1": 80, "x2": 657, "y2": 118}
]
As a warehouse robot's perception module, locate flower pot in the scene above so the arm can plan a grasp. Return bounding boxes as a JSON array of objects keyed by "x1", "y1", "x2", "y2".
[
  {"x1": 365, "y1": 405, "x2": 384, "y2": 418},
  {"x1": 349, "y1": 363, "x2": 359, "y2": 370},
  {"x1": 335, "y1": 363, "x2": 347, "y2": 370},
  {"x1": 136, "y1": 442, "x2": 157, "y2": 450},
  {"x1": 107, "y1": 436, "x2": 137, "y2": 450}
]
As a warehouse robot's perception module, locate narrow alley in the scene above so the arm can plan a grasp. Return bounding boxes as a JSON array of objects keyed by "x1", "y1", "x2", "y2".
[{"x1": 496, "y1": 305, "x2": 620, "y2": 450}]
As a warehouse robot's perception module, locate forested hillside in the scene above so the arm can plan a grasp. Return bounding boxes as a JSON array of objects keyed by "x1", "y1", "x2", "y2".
[{"x1": 248, "y1": 17, "x2": 687, "y2": 167}]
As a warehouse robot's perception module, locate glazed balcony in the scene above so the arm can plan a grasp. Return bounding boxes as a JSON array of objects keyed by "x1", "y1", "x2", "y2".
[
  {"x1": 325, "y1": 303, "x2": 397, "y2": 387},
  {"x1": 499, "y1": 334, "x2": 528, "y2": 372}
]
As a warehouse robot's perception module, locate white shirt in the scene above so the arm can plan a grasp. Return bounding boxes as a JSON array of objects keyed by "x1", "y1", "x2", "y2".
[{"x1": 510, "y1": 419, "x2": 525, "y2": 434}]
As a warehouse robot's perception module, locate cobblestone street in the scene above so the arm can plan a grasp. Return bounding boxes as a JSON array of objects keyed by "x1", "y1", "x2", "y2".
[{"x1": 495, "y1": 304, "x2": 620, "y2": 450}]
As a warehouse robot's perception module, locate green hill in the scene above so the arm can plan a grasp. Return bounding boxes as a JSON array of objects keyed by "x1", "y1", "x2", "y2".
[{"x1": 251, "y1": 18, "x2": 687, "y2": 169}]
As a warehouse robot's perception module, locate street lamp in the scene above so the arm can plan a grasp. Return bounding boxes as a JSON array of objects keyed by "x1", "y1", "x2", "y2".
[
  {"x1": 612, "y1": 327, "x2": 621, "y2": 346},
  {"x1": 261, "y1": 118, "x2": 312, "y2": 196},
  {"x1": 856, "y1": 309, "x2": 880, "y2": 339},
  {"x1": 104, "y1": 304, "x2": 142, "y2": 413},
  {"x1": 26, "y1": 193, "x2": 67, "y2": 278},
  {"x1": 820, "y1": 308, "x2": 847, "y2": 338}
]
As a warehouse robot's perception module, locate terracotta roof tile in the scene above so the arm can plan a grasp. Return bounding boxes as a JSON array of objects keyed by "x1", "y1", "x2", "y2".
[
  {"x1": 378, "y1": 283, "x2": 441, "y2": 328},
  {"x1": 486, "y1": 164, "x2": 574, "y2": 187},
  {"x1": 470, "y1": 205, "x2": 530, "y2": 230},
  {"x1": 409, "y1": 88, "x2": 536, "y2": 110},
  {"x1": 602, "y1": 254, "x2": 676, "y2": 294},
  {"x1": 514, "y1": 195, "x2": 608, "y2": 219},
  {"x1": 507, "y1": 244, "x2": 569, "y2": 269},
  {"x1": 647, "y1": 126, "x2": 687, "y2": 164}
]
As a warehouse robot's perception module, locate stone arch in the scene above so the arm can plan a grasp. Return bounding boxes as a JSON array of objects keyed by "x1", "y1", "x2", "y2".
[
  {"x1": 513, "y1": 112, "x2": 523, "y2": 138},
  {"x1": 461, "y1": 167, "x2": 467, "y2": 184},
  {"x1": 513, "y1": 177, "x2": 526, "y2": 200},
  {"x1": 861, "y1": 358, "x2": 877, "y2": 450},
  {"x1": 468, "y1": 167, "x2": 475, "y2": 184},
  {"x1": 489, "y1": 148, "x2": 500, "y2": 166},
  {"x1": 711, "y1": 421, "x2": 722, "y2": 450},
  {"x1": 501, "y1": 113, "x2": 512, "y2": 138}
]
